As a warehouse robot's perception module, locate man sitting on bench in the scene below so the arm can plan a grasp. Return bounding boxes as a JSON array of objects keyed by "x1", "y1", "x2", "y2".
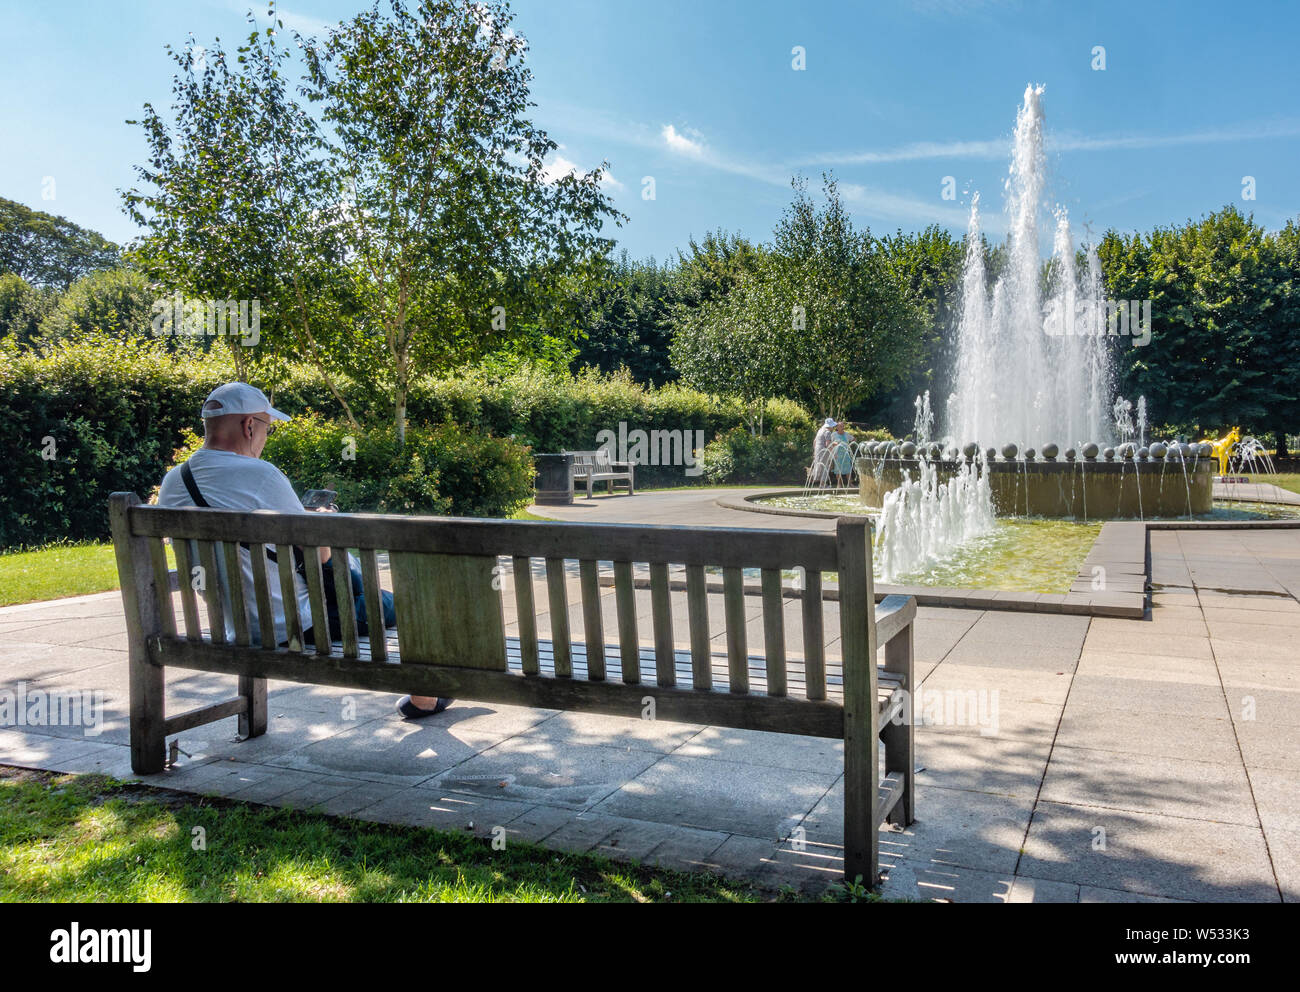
[{"x1": 154, "y1": 382, "x2": 452, "y2": 720}]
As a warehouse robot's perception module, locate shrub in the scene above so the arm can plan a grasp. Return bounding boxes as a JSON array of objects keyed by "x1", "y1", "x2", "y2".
[
  {"x1": 264, "y1": 413, "x2": 532, "y2": 518},
  {"x1": 699, "y1": 426, "x2": 812, "y2": 485}
]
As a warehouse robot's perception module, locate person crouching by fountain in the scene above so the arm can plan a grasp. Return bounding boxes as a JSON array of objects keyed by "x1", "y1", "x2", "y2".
[
  {"x1": 832, "y1": 421, "x2": 855, "y2": 488},
  {"x1": 811, "y1": 417, "x2": 836, "y2": 485}
]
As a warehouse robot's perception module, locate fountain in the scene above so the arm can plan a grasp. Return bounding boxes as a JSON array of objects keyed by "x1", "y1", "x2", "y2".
[{"x1": 856, "y1": 84, "x2": 1214, "y2": 520}]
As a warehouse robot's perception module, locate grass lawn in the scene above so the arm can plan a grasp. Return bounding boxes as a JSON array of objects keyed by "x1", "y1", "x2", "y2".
[
  {"x1": 0, "y1": 507, "x2": 554, "y2": 608},
  {"x1": 1258, "y1": 472, "x2": 1300, "y2": 495},
  {"x1": 0, "y1": 768, "x2": 853, "y2": 903},
  {"x1": 0, "y1": 541, "x2": 126, "y2": 607}
]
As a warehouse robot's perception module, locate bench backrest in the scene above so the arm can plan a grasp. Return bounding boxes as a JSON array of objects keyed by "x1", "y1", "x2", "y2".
[
  {"x1": 566, "y1": 450, "x2": 616, "y2": 474},
  {"x1": 110, "y1": 492, "x2": 879, "y2": 738}
]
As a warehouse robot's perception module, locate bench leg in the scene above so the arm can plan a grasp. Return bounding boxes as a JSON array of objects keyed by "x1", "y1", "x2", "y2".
[
  {"x1": 129, "y1": 654, "x2": 166, "y2": 774},
  {"x1": 883, "y1": 624, "x2": 916, "y2": 826},
  {"x1": 238, "y1": 675, "x2": 268, "y2": 738}
]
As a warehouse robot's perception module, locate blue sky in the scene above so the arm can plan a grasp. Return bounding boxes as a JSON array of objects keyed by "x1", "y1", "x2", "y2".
[{"x1": 3, "y1": 0, "x2": 1298, "y2": 261}]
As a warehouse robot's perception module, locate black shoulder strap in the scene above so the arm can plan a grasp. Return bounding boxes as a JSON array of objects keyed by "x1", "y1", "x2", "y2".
[
  {"x1": 178, "y1": 459, "x2": 295, "y2": 568},
  {"x1": 180, "y1": 461, "x2": 209, "y2": 507}
]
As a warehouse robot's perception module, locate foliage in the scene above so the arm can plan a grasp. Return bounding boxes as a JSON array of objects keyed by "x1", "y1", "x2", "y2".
[
  {"x1": 0, "y1": 337, "x2": 236, "y2": 547},
  {"x1": 669, "y1": 178, "x2": 927, "y2": 427},
  {"x1": 770, "y1": 176, "x2": 929, "y2": 420},
  {"x1": 0, "y1": 272, "x2": 60, "y2": 344},
  {"x1": 123, "y1": 6, "x2": 358, "y2": 401},
  {"x1": 698, "y1": 426, "x2": 811, "y2": 485},
  {"x1": 33, "y1": 267, "x2": 157, "y2": 344},
  {"x1": 262, "y1": 413, "x2": 533, "y2": 518},
  {"x1": 1100, "y1": 206, "x2": 1300, "y2": 450},
  {"x1": 0, "y1": 196, "x2": 120, "y2": 289}
]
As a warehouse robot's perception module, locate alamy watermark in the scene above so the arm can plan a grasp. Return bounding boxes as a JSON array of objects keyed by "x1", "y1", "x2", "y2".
[
  {"x1": 596, "y1": 422, "x2": 706, "y2": 477},
  {"x1": 1046, "y1": 299, "x2": 1152, "y2": 347},
  {"x1": 150, "y1": 292, "x2": 261, "y2": 346},
  {"x1": 0, "y1": 682, "x2": 104, "y2": 737}
]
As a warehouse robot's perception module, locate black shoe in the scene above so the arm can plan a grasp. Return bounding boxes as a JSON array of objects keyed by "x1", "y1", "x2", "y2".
[{"x1": 396, "y1": 695, "x2": 453, "y2": 719}]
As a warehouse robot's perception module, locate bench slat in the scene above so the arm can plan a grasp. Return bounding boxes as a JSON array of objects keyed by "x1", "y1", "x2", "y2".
[
  {"x1": 545, "y1": 558, "x2": 572, "y2": 678},
  {"x1": 513, "y1": 556, "x2": 539, "y2": 675},
  {"x1": 221, "y1": 540, "x2": 252, "y2": 647},
  {"x1": 760, "y1": 568, "x2": 787, "y2": 697},
  {"x1": 172, "y1": 539, "x2": 201, "y2": 642},
  {"x1": 723, "y1": 566, "x2": 748, "y2": 693},
  {"x1": 301, "y1": 547, "x2": 331, "y2": 656},
  {"x1": 579, "y1": 559, "x2": 605, "y2": 681},
  {"x1": 614, "y1": 560, "x2": 640, "y2": 684},
  {"x1": 276, "y1": 543, "x2": 303, "y2": 650},
  {"x1": 331, "y1": 547, "x2": 360, "y2": 659},
  {"x1": 650, "y1": 562, "x2": 675, "y2": 687},
  {"x1": 197, "y1": 541, "x2": 226, "y2": 645},
  {"x1": 148, "y1": 538, "x2": 177, "y2": 639},
  {"x1": 360, "y1": 548, "x2": 387, "y2": 662},
  {"x1": 686, "y1": 564, "x2": 711, "y2": 690},
  {"x1": 801, "y1": 570, "x2": 826, "y2": 701},
  {"x1": 249, "y1": 542, "x2": 277, "y2": 649}
]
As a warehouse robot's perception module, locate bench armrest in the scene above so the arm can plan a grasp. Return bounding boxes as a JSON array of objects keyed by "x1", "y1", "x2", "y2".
[{"x1": 874, "y1": 594, "x2": 916, "y2": 647}]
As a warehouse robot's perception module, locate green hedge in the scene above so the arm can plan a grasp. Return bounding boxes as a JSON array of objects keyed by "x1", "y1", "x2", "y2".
[{"x1": 2, "y1": 339, "x2": 818, "y2": 548}]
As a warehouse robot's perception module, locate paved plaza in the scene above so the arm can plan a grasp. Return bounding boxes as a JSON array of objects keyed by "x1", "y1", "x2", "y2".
[{"x1": 1, "y1": 488, "x2": 1297, "y2": 902}]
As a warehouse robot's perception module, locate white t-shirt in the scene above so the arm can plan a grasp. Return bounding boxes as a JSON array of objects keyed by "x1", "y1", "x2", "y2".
[{"x1": 156, "y1": 447, "x2": 318, "y2": 646}]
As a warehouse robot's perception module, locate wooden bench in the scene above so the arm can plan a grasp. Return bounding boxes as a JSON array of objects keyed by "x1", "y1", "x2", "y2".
[
  {"x1": 109, "y1": 492, "x2": 916, "y2": 884},
  {"x1": 567, "y1": 449, "x2": 635, "y2": 497}
]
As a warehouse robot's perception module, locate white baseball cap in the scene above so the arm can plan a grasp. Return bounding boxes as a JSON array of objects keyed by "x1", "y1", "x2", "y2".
[{"x1": 200, "y1": 382, "x2": 290, "y2": 421}]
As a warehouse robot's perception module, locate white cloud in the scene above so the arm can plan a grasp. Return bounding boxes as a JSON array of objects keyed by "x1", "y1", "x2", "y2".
[
  {"x1": 541, "y1": 155, "x2": 625, "y2": 192},
  {"x1": 662, "y1": 124, "x2": 705, "y2": 157}
]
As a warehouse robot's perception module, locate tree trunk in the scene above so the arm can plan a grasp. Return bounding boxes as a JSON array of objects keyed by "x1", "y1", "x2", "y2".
[
  {"x1": 395, "y1": 386, "x2": 407, "y2": 450},
  {"x1": 1276, "y1": 428, "x2": 1289, "y2": 460}
]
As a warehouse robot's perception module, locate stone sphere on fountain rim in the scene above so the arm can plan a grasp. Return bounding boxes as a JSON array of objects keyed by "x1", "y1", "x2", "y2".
[
  {"x1": 899, "y1": 441, "x2": 917, "y2": 459},
  {"x1": 984, "y1": 447, "x2": 997, "y2": 463},
  {"x1": 1041, "y1": 442, "x2": 1059, "y2": 461},
  {"x1": 1103, "y1": 447, "x2": 1115, "y2": 461},
  {"x1": 962, "y1": 442, "x2": 979, "y2": 460},
  {"x1": 1082, "y1": 442, "x2": 1100, "y2": 460},
  {"x1": 1137, "y1": 446, "x2": 1149, "y2": 461},
  {"x1": 1149, "y1": 441, "x2": 1167, "y2": 459},
  {"x1": 1001, "y1": 443, "x2": 1018, "y2": 461},
  {"x1": 1064, "y1": 448, "x2": 1076, "y2": 461},
  {"x1": 1023, "y1": 448, "x2": 1036, "y2": 462}
]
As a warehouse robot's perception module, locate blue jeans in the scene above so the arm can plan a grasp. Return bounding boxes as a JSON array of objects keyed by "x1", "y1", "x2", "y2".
[{"x1": 310, "y1": 557, "x2": 396, "y2": 644}]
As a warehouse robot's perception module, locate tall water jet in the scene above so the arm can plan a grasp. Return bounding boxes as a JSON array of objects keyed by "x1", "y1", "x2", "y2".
[{"x1": 945, "y1": 84, "x2": 1115, "y2": 450}]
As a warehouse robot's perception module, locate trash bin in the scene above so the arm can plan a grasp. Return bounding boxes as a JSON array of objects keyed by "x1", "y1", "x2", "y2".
[{"x1": 533, "y1": 453, "x2": 574, "y2": 505}]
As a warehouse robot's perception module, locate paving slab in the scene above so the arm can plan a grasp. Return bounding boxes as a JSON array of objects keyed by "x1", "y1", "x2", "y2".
[
  {"x1": 1040, "y1": 744, "x2": 1257, "y2": 824},
  {"x1": 593, "y1": 753, "x2": 836, "y2": 838},
  {"x1": 1019, "y1": 801, "x2": 1279, "y2": 902}
]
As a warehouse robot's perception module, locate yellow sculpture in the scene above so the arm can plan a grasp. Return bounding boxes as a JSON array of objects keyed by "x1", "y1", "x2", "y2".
[{"x1": 1201, "y1": 427, "x2": 1240, "y2": 477}]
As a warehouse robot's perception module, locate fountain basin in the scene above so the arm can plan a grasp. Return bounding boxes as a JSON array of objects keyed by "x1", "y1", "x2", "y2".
[{"x1": 856, "y1": 457, "x2": 1213, "y2": 519}]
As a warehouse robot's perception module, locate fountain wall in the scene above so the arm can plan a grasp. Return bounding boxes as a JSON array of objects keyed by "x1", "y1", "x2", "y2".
[{"x1": 856, "y1": 456, "x2": 1212, "y2": 519}]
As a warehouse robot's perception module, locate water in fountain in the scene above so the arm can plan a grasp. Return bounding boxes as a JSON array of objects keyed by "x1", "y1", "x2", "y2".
[
  {"x1": 944, "y1": 84, "x2": 1114, "y2": 450},
  {"x1": 1113, "y1": 397, "x2": 1135, "y2": 446},
  {"x1": 1136, "y1": 397, "x2": 1148, "y2": 449},
  {"x1": 875, "y1": 451, "x2": 996, "y2": 583},
  {"x1": 914, "y1": 391, "x2": 934, "y2": 446}
]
